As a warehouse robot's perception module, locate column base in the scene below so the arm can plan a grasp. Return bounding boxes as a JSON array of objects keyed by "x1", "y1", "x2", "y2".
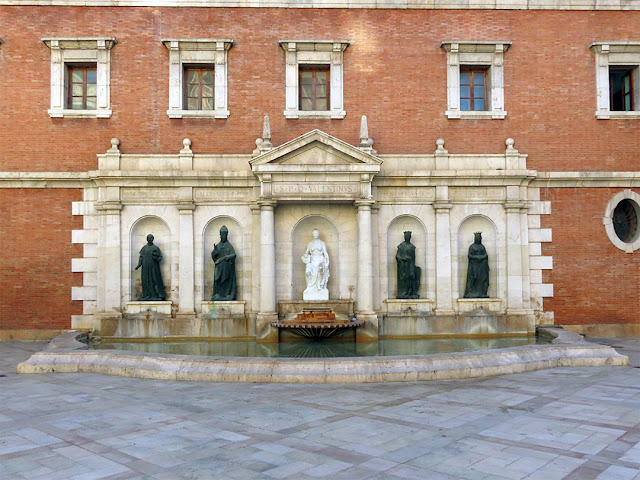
[
  {"x1": 355, "y1": 312, "x2": 378, "y2": 341},
  {"x1": 256, "y1": 312, "x2": 279, "y2": 342}
]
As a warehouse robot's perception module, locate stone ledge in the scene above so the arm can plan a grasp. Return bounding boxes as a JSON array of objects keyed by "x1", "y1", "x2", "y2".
[{"x1": 17, "y1": 332, "x2": 628, "y2": 383}]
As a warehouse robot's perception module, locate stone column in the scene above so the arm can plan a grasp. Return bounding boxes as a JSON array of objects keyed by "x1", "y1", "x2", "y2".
[
  {"x1": 177, "y1": 194, "x2": 196, "y2": 320},
  {"x1": 256, "y1": 200, "x2": 278, "y2": 341},
  {"x1": 505, "y1": 198, "x2": 526, "y2": 312},
  {"x1": 434, "y1": 189, "x2": 454, "y2": 315},
  {"x1": 355, "y1": 200, "x2": 378, "y2": 340}
]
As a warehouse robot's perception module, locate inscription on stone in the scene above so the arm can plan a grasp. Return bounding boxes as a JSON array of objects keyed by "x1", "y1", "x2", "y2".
[
  {"x1": 121, "y1": 189, "x2": 179, "y2": 201},
  {"x1": 273, "y1": 184, "x2": 358, "y2": 195},
  {"x1": 377, "y1": 187, "x2": 435, "y2": 201},
  {"x1": 449, "y1": 187, "x2": 505, "y2": 201},
  {"x1": 194, "y1": 189, "x2": 251, "y2": 201}
]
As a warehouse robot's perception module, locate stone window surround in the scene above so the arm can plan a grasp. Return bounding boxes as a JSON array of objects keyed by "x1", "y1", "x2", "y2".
[
  {"x1": 591, "y1": 42, "x2": 640, "y2": 119},
  {"x1": 42, "y1": 37, "x2": 116, "y2": 118},
  {"x1": 440, "y1": 41, "x2": 511, "y2": 120},
  {"x1": 162, "y1": 39, "x2": 233, "y2": 119},
  {"x1": 280, "y1": 40, "x2": 349, "y2": 119},
  {"x1": 603, "y1": 190, "x2": 640, "y2": 253}
]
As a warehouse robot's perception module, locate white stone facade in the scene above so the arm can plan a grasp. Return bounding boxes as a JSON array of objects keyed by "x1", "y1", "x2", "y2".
[{"x1": 67, "y1": 130, "x2": 554, "y2": 339}]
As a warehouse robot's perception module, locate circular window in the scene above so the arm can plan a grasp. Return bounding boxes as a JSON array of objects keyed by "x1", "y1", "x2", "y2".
[
  {"x1": 613, "y1": 199, "x2": 639, "y2": 243},
  {"x1": 604, "y1": 191, "x2": 640, "y2": 252}
]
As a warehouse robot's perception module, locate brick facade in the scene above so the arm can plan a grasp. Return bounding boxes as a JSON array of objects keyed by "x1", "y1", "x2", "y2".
[{"x1": 0, "y1": 5, "x2": 639, "y2": 335}]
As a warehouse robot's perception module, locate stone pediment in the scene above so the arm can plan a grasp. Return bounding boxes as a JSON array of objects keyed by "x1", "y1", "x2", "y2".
[
  {"x1": 250, "y1": 130, "x2": 381, "y2": 202},
  {"x1": 249, "y1": 129, "x2": 382, "y2": 167}
]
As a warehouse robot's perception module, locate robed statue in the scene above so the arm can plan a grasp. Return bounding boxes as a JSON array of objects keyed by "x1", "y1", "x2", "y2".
[
  {"x1": 396, "y1": 231, "x2": 421, "y2": 299},
  {"x1": 301, "y1": 229, "x2": 330, "y2": 301},
  {"x1": 464, "y1": 232, "x2": 490, "y2": 298},
  {"x1": 135, "y1": 234, "x2": 166, "y2": 301},
  {"x1": 212, "y1": 225, "x2": 237, "y2": 301}
]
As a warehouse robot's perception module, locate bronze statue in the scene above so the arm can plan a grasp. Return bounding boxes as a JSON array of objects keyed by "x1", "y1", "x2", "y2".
[
  {"x1": 464, "y1": 232, "x2": 490, "y2": 298},
  {"x1": 396, "y1": 231, "x2": 421, "y2": 299},
  {"x1": 212, "y1": 225, "x2": 237, "y2": 301},
  {"x1": 135, "y1": 234, "x2": 166, "y2": 301}
]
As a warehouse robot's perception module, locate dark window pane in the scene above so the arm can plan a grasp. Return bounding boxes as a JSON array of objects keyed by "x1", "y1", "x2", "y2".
[
  {"x1": 301, "y1": 84, "x2": 313, "y2": 98},
  {"x1": 202, "y1": 84, "x2": 213, "y2": 98},
  {"x1": 460, "y1": 99, "x2": 471, "y2": 111},
  {"x1": 474, "y1": 86, "x2": 485, "y2": 98},
  {"x1": 71, "y1": 70, "x2": 83, "y2": 82},
  {"x1": 316, "y1": 84, "x2": 327, "y2": 98},
  {"x1": 460, "y1": 86, "x2": 470, "y2": 98},
  {"x1": 187, "y1": 70, "x2": 199, "y2": 83},
  {"x1": 188, "y1": 84, "x2": 200, "y2": 97},
  {"x1": 71, "y1": 97, "x2": 84, "y2": 109},
  {"x1": 300, "y1": 71, "x2": 313, "y2": 82},
  {"x1": 460, "y1": 71, "x2": 470, "y2": 84},
  {"x1": 473, "y1": 73, "x2": 485, "y2": 85},
  {"x1": 474, "y1": 99, "x2": 485, "y2": 111},
  {"x1": 202, "y1": 97, "x2": 214, "y2": 110},
  {"x1": 71, "y1": 84, "x2": 83, "y2": 97},
  {"x1": 86, "y1": 69, "x2": 97, "y2": 83},
  {"x1": 201, "y1": 70, "x2": 213, "y2": 84},
  {"x1": 316, "y1": 72, "x2": 327, "y2": 84},
  {"x1": 315, "y1": 98, "x2": 328, "y2": 110},
  {"x1": 187, "y1": 98, "x2": 199, "y2": 110},
  {"x1": 300, "y1": 98, "x2": 313, "y2": 111}
]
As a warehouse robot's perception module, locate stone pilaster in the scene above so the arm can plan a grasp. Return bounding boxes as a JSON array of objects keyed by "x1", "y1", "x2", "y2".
[
  {"x1": 256, "y1": 199, "x2": 278, "y2": 341},
  {"x1": 355, "y1": 199, "x2": 378, "y2": 340},
  {"x1": 434, "y1": 188, "x2": 454, "y2": 315},
  {"x1": 177, "y1": 191, "x2": 195, "y2": 319}
]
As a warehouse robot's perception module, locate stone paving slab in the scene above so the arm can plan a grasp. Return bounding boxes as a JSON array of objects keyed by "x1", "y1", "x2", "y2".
[{"x1": 1, "y1": 340, "x2": 640, "y2": 479}]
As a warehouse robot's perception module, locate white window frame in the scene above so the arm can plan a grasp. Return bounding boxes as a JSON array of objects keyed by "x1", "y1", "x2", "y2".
[
  {"x1": 591, "y1": 42, "x2": 640, "y2": 119},
  {"x1": 42, "y1": 37, "x2": 116, "y2": 119},
  {"x1": 279, "y1": 40, "x2": 349, "y2": 119},
  {"x1": 440, "y1": 41, "x2": 511, "y2": 120},
  {"x1": 162, "y1": 39, "x2": 233, "y2": 119}
]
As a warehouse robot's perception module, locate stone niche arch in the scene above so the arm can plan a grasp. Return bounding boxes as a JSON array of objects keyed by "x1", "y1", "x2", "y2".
[
  {"x1": 203, "y1": 216, "x2": 243, "y2": 301},
  {"x1": 130, "y1": 216, "x2": 172, "y2": 302},
  {"x1": 386, "y1": 215, "x2": 427, "y2": 299},
  {"x1": 291, "y1": 215, "x2": 340, "y2": 300},
  {"x1": 457, "y1": 215, "x2": 498, "y2": 299}
]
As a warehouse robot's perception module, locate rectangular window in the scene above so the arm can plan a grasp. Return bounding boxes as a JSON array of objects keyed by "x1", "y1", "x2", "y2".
[
  {"x1": 460, "y1": 68, "x2": 487, "y2": 112},
  {"x1": 299, "y1": 66, "x2": 330, "y2": 111},
  {"x1": 67, "y1": 65, "x2": 97, "y2": 110},
  {"x1": 184, "y1": 66, "x2": 214, "y2": 111},
  {"x1": 610, "y1": 67, "x2": 635, "y2": 111}
]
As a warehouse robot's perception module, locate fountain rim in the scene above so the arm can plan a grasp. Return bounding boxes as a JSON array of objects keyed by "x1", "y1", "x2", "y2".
[{"x1": 16, "y1": 329, "x2": 628, "y2": 383}]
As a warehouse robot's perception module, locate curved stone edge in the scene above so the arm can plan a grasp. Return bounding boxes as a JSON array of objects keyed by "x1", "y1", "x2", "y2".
[
  {"x1": 537, "y1": 326, "x2": 586, "y2": 344},
  {"x1": 17, "y1": 331, "x2": 628, "y2": 383}
]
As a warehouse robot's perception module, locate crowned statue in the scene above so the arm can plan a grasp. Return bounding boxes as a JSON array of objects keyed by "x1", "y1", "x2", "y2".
[
  {"x1": 464, "y1": 232, "x2": 490, "y2": 298},
  {"x1": 301, "y1": 229, "x2": 330, "y2": 301}
]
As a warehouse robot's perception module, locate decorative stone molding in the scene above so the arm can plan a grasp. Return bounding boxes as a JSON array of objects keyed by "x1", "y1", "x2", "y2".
[
  {"x1": 590, "y1": 42, "x2": 640, "y2": 119},
  {"x1": 42, "y1": 37, "x2": 116, "y2": 118},
  {"x1": 603, "y1": 189, "x2": 640, "y2": 253},
  {"x1": 440, "y1": 41, "x2": 511, "y2": 120},
  {"x1": 162, "y1": 39, "x2": 233, "y2": 119},
  {"x1": 279, "y1": 40, "x2": 349, "y2": 119}
]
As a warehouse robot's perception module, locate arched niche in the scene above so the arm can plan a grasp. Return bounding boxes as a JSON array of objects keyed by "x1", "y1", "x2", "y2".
[
  {"x1": 130, "y1": 216, "x2": 172, "y2": 301},
  {"x1": 386, "y1": 215, "x2": 427, "y2": 299},
  {"x1": 291, "y1": 216, "x2": 339, "y2": 300},
  {"x1": 203, "y1": 217, "x2": 243, "y2": 301},
  {"x1": 457, "y1": 215, "x2": 498, "y2": 298}
]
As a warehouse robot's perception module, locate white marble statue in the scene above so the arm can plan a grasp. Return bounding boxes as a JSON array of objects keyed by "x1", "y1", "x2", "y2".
[{"x1": 301, "y1": 229, "x2": 330, "y2": 300}]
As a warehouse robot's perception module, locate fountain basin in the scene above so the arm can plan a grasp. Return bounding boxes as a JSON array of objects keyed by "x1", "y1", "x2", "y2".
[{"x1": 17, "y1": 329, "x2": 628, "y2": 383}]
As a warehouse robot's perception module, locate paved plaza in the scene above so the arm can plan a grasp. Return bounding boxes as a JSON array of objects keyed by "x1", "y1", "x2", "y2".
[{"x1": 0, "y1": 339, "x2": 639, "y2": 480}]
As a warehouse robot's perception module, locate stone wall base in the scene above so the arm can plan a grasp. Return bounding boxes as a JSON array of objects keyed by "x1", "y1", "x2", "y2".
[
  {"x1": 0, "y1": 329, "x2": 70, "y2": 342},
  {"x1": 380, "y1": 314, "x2": 535, "y2": 337},
  {"x1": 562, "y1": 323, "x2": 640, "y2": 338}
]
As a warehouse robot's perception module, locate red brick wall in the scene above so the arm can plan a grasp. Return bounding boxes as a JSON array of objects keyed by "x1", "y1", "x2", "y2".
[
  {"x1": 541, "y1": 188, "x2": 640, "y2": 325},
  {"x1": 0, "y1": 7, "x2": 638, "y2": 172},
  {"x1": 0, "y1": 189, "x2": 83, "y2": 331}
]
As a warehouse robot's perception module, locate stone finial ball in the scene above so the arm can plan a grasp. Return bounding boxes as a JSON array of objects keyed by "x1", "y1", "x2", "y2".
[
  {"x1": 110, "y1": 138, "x2": 120, "y2": 147},
  {"x1": 256, "y1": 138, "x2": 264, "y2": 147},
  {"x1": 506, "y1": 138, "x2": 515, "y2": 147},
  {"x1": 183, "y1": 138, "x2": 191, "y2": 148},
  {"x1": 436, "y1": 138, "x2": 445, "y2": 147}
]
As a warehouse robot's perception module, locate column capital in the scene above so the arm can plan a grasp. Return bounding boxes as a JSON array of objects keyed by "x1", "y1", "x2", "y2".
[
  {"x1": 355, "y1": 199, "x2": 375, "y2": 210},
  {"x1": 177, "y1": 202, "x2": 196, "y2": 213},
  {"x1": 504, "y1": 201, "x2": 527, "y2": 212},
  {"x1": 94, "y1": 201, "x2": 123, "y2": 212},
  {"x1": 257, "y1": 199, "x2": 277, "y2": 210},
  {"x1": 433, "y1": 202, "x2": 453, "y2": 211}
]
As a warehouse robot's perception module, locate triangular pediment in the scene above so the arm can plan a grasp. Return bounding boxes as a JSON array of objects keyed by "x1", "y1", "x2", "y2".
[{"x1": 249, "y1": 129, "x2": 382, "y2": 167}]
